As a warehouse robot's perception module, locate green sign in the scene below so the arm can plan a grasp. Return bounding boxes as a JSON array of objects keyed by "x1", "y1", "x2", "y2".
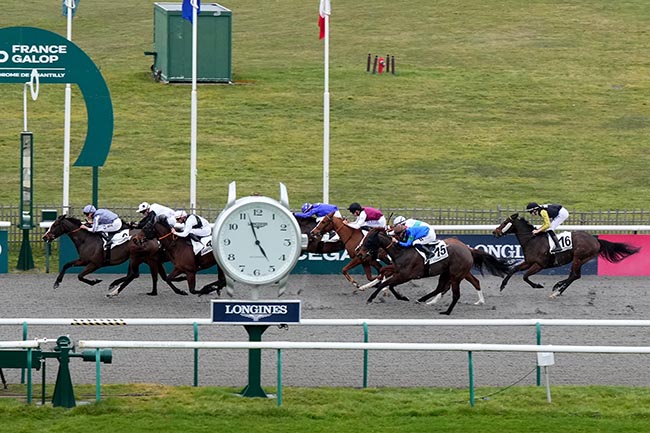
[
  {"x1": 0, "y1": 26, "x2": 113, "y2": 166},
  {"x1": 0, "y1": 230, "x2": 7, "y2": 273}
]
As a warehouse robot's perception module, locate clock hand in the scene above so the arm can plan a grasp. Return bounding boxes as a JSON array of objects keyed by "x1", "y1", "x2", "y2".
[{"x1": 248, "y1": 215, "x2": 269, "y2": 261}]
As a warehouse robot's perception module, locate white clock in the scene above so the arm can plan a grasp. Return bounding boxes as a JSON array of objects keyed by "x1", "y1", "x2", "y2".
[{"x1": 212, "y1": 182, "x2": 304, "y2": 292}]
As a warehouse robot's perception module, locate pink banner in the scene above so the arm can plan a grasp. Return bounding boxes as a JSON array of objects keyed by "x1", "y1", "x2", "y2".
[{"x1": 597, "y1": 234, "x2": 650, "y2": 276}]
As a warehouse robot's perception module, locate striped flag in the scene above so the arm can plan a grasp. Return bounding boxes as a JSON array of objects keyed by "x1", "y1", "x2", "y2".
[{"x1": 319, "y1": 0, "x2": 331, "y2": 40}]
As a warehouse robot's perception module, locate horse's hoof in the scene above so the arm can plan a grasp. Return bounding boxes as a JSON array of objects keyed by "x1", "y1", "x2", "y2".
[
  {"x1": 439, "y1": 311, "x2": 452, "y2": 316},
  {"x1": 146, "y1": 291, "x2": 158, "y2": 296},
  {"x1": 90, "y1": 279, "x2": 102, "y2": 286},
  {"x1": 53, "y1": 283, "x2": 60, "y2": 290},
  {"x1": 474, "y1": 300, "x2": 485, "y2": 305},
  {"x1": 499, "y1": 286, "x2": 506, "y2": 292},
  {"x1": 549, "y1": 291, "x2": 559, "y2": 299}
]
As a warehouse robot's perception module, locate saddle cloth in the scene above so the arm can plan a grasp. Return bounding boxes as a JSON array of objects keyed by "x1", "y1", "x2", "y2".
[
  {"x1": 103, "y1": 229, "x2": 131, "y2": 250},
  {"x1": 414, "y1": 240, "x2": 449, "y2": 264},
  {"x1": 190, "y1": 236, "x2": 213, "y2": 256},
  {"x1": 547, "y1": 231, "x2": 572, "y2": 254}
]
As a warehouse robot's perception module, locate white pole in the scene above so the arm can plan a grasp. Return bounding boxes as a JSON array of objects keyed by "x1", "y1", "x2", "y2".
[
  {"x1": 322, "y1": 5, "x2": 330, "y2": 204},
  {"x1": 63, "y1": 0, "x2": 74, "y2": 215},
  {"x1": 189, "y1": 1, "x2": 198, "y2": 212}
]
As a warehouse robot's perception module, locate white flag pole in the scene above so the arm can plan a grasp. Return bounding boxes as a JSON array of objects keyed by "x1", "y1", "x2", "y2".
[
  {"x1": 322, "y1": 2, "x2": 331, "y2": 204},
  {"x1": 63, "y1": 0, "x2": 74, "y2": 214},
  {"x1": 189, "y1": 0, "x2": 198, "y2": 212}
]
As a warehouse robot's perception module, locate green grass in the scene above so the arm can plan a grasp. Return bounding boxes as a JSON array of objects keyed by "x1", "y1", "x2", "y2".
[
  {"x1": 1, "y1": 1, "x2": 649, "y2": 211},
  {"x1": 2, "y1": 384, "x2": 650, "y2": 432}
]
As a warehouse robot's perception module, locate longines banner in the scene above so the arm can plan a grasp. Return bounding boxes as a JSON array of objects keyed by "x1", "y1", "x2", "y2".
[{"x1": 0, "y1": 26, "x2": 113, "y2": 166}]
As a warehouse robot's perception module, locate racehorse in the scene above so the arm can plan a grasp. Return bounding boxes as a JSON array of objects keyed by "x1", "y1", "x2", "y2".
[
  {"x1": 310, "y1": 212, "x2": 408, "y2": 301},
  {"x1": 42, "y1": 215, "x2": 171, "y2": 294},
  {"x1": 295, "y1": 215, "x2": 345, "y2": 254},
  {"x1": 358, "y1": 229, "x2": 512, "y2": 315},
  {"x1": 310, "y1": 212, "x2": 387, "y2": 285},
  {"x1": 106, "y1": 239, "x2": 188, "y2": 298},
  {"x1": 150, "y1": 219, "x2": 226, "y2": 296},
  {"x1": 493, "y1": 213, "x2": 640, "y2": 298}
]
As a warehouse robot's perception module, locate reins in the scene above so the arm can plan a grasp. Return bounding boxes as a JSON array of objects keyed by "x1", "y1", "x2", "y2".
[{"x1": 158, "y1": 231, "x2": 175, "y2": 241}]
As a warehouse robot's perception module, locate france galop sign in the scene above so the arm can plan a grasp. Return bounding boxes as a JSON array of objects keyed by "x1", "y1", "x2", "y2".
[{"x1": 0, "y1": 26, "x2": 113, "y2": 167}]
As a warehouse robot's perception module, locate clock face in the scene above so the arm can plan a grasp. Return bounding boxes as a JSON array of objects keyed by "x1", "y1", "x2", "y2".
[{"x1": 213, "y1": 197, "x2": 302, "y2": 285}]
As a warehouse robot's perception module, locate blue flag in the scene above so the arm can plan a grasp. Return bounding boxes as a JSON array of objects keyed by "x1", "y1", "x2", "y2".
[
  {"x1": 182, "y1": 0, "x2": 201, "y2": 23},
  {"x1": 62, "y1": 0, "x2": 80, "y2": 17}
]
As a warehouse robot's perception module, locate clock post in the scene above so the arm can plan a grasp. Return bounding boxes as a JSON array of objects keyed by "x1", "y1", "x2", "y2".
[{"x1": 212, "y1": 182, "x2": 307, "y2": 398}]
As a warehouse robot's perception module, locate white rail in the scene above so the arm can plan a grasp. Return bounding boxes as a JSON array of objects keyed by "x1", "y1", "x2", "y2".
[
  {"x1": 3, "y1": 318, "x2": 650, "y2": 327},
  {"x1": 0, "y1": 221, "x2": 10, "y2": 229},
  {"x1": 78, "y1": 340, "x2": 650, "y2": 354}
]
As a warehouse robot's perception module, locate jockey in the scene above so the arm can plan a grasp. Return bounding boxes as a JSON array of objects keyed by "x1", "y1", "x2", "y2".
[
  {"x1": 392, "y1": 221, "x2": 438, "y2": 256},
  {"x1": 346, "y1": 202, "x2": 386, "y2": 229},
  {"x1": 81, "y1": 204, "x2": 122, "y2": 244},
  {"x1": 137, "y1": 202, "x2": 177, "y2": 226},
  {"x1": 392, "y1": 215, "x2": 437, "y2": 241},
  {"x1": 294, "y1": 202, "x2": 342, "y2": 220},
  {"x1": 526, "y1": 202, "x2": 569, "y2": 253},
  {"x1": 172, "y1": 209, "x2": 211, "y2": 241}
]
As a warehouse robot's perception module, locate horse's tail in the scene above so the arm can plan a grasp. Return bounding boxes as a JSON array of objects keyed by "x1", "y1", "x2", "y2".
[
  {"x1": 470, "y1": 248, "x2": 512, "y2": 277},
  {"x1": 598, "y1": 240, "x2": 640, "y2": 263}
]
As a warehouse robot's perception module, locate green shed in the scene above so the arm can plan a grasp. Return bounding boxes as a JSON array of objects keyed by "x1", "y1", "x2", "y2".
[{"x1": 152, "y1": 2, "x2": 232, "y2": 83}]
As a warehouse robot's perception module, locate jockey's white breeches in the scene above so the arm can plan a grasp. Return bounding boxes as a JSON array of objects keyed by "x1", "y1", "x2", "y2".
[{"x1": 549, "y1": 208, "x2": 569, "y2": 231}]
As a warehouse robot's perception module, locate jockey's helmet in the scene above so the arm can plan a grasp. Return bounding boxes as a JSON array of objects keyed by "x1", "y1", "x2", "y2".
[
  {"x1": 137, "y1": 202, "x2": 151, "y2": 213},
  {"x1": 347, "y1": 202, "x2": 362, "y2": 213},
  {"x1": 301, "y1": 203, "x2": 312, "y2": 213},
  {"x1": 83, "y1": 204, "x2": 96, "y2": 215},
  {"x1": 526, "y1": 202, "x2": 540, "y2": 213},
  {"x1": 393, "y1": 215, "x2": 406, "y2": 226},
  {"x1": 174, "y1": 209, "x2": 188, "y2": 220}
]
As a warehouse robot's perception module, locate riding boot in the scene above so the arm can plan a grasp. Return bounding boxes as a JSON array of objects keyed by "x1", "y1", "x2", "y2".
[
  {"x1": 548, "y1": 230, "x2": 562, "y2": 253},
  {"x1": 416, "y1": 244, "x2": 433, "y2": 257}
]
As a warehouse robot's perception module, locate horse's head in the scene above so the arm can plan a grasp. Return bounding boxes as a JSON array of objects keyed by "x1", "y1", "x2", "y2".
[
  {"x1": 357, "y1": 228, "x2": 388, "y2": 261},
  {"x1": 493, "y1": 213, "x2": 536, "y2": 238},
  {"x1": 42, "y1": 215, "x2": 81, "y2": 242},
  {"x1": 310, "y1": 212, "x2": 335, "y2": 238}
]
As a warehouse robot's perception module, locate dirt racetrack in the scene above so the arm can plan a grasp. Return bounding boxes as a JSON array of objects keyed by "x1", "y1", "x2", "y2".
[{"x1": 0, "y1": 271, "x2": 649, "y2": 391}]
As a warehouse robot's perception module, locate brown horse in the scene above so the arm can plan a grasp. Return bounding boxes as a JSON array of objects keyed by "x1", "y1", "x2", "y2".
[
  {"x1": 358, "y1": 229, "x2": 512, "y2": 315},
  {"x1": 310, "y1": 212, "x2": 385, "y2": 287},
  {"x1": 310, "y1": 212, "x2": 408, "y2": 301},
  {"x1": 151, "y1": 219, "x2": 226, "y2": 296},
  {"x1": 295, "y1": 215, "x2": 345, "y2": 254},
  {"x1": 493, "y1": 213, "x2": 640, "y2": 298},
  {"x1": 42, "y1": 215, "x2": 170, "y2": 294},
  {"x1": 106, "y1": 239, "x2": 188, "y2": 298}
]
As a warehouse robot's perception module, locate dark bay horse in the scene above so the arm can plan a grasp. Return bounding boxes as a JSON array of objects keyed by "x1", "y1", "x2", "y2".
[
  {"x1": 295, "y1": 215, "x2": 345, "y2": 254},
  {"x1": 42, "y1": 215, "x2": 169, "y2": 294},
  {"x1": 151, "y1": 220, "x2": 226, "y2": 296},
  {"x1": 106, "y1": 239, "x2": 188, "y2": 298},
  {"x1": 358, "y1": 229, "x2": 512, "y2": 315},
  {"x1": 493, "y1": 213, "x2": 640, "y2": 298}
]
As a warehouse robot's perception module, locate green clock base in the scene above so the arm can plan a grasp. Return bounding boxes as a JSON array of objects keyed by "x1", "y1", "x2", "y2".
[{"x1": 240, "y1": 324, "x2": 270, "y2": 398}]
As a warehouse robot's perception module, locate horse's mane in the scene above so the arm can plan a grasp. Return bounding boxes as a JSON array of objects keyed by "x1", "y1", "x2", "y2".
[
  {"x1": 64, "y1": 215, "x2": 82, "y2": 225},
  {"x1": 515, "y1": 215, "x2": 535, "y2": 231}
]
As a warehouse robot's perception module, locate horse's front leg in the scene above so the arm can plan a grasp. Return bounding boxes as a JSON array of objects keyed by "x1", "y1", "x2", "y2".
[
  {"x1": 53, "y1": 259, "x2": 87, "y2": 289},
  {"x1": 522, "y1": 264, "x2": 544, "y2": 289},
  {"x1": 341, "y1": 258, "x2": 362, "y2": 288},
  {"x1": 500, "y1": 261, "x2": 531, "y2": 292},
  {"x1": 77, "y1": 264, "x2": 103, "y2": 286}
]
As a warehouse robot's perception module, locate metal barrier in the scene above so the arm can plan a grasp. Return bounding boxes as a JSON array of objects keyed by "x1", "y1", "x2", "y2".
[
  {"x1": 4, "y1": 318, "x2": 650, "y2": 403},
  {"x1": 78, "y1": 339, "x2": 650, "y2": 407}
]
